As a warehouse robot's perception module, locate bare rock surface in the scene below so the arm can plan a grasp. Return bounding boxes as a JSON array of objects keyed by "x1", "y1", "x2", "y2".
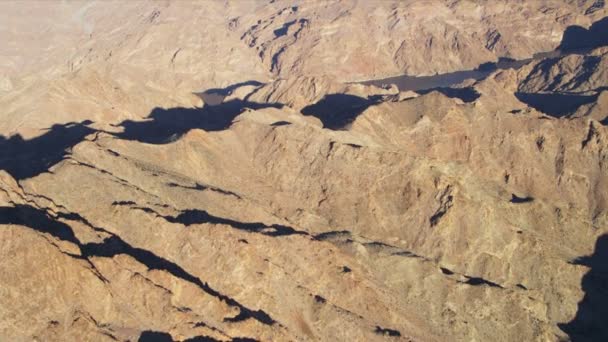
[
  {"x1": 519, "y1": 47, "x2": 608, "y2": 94},
  {"x1": 1, "y1": 1, "x2": 608, "y2": 342},
  {"x1": 233, "y1": 0, "x2": 607, "y2": 79}
]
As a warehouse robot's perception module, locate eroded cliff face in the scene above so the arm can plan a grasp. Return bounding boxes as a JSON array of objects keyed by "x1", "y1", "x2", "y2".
[
  {"x1": 2, "y1": 0, "x2": 607, "y2": 137},
  {"x1": 233, "y1": 0, "x2": 607, "y2": 79},
  {"x1": 1, "y1": 1, "x2": 607, "y2": 341}
]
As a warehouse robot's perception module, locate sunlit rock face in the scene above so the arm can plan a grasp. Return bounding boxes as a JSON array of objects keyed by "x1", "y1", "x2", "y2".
[{"x1": 1, "y1": 1, "x2": 607, "y2": 341}]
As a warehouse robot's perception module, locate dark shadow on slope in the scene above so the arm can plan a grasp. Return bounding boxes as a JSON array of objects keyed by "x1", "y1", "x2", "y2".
[
  {"x1": 186, "y1": 336, "x2": 258, "y2": 342},
  {"x1": 514, "y1": 92, "x2": 599, "y2": 118},
  {"x1": 168, "y1": 209, "x2": 308, "y2": 237},
  {"x1": 0, "y1": 120, "x2": 95, "y2": 180},
  {"x1": 83, "y1": 237, "x2": 276, "y2": 325},
  {"x1": 183, "y1": 336, "x2": 220, "y2": 342},
  {"x1": 0, "y1": 204, "x2": 276, "y2": 326},
  {"x1": 270, "y1": 120, "x2": 291, "y2": 126},
  {"x1": 0, "y1": 205, "x2": 81, "y2": 244},
  {"x1": 510, "y1": 194, "x2": 534, "y2": 204},
  {"x1": 559, "y1": 234, "x2": 608, "y2": 341},
  {"x1": 374, "y1": 326, "x2": 401, "y2": 337},
  {"x1": 300, "y1": 94, "x2": 383, "y2": 130},
  {"x1": 273, "y1": 20, "x2": 297, "y2": 37},
  {"x1": 115, "y1": 99, "x2": 282, "y2": 144},
  {"x1": 138, "y1": 331, "x2": 256, "y2": 342},
  {"x1": 559, "y1": 16, "x2": 608, "y2": 52},
  {"x1": 115, "y1": 201, "x2": 308, "y2": 237},
  {"x1": 417, "y1": 87, "x2": 481, "y2": 103},
  {"x1": 230, "y1": 338, "x2": 258, "y2": 342},
  {"x1": 462, "y1": 276, "x2": 503, "y2": 288},
  {"x1": 138, "y1": 331, "x2": 173, "y2": 342}
]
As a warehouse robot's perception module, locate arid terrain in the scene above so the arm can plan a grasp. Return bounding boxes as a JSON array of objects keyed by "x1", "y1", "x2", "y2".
[{"x1": 1, "y1": 1, "x2": 607, "y2": 341}]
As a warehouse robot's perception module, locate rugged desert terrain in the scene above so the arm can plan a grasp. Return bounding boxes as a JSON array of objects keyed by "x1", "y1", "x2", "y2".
[{"x1": 1, "y1": 1, "x2": 607, "y2": 341}]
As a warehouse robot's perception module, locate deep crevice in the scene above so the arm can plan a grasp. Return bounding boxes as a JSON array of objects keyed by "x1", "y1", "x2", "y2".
[
  {"x1": 270, "y1": 121, "x2": 291, "y2": 127},
  {"x1": 510, "y1": 194, "x2": 534, "y2": 204},
  {"x1": 112, "y1": 201, "x2": 308, "y2": 237},
  {"x1": 168, "y1": 208, "x2": 306, "y2": 237},
  {"x1": 582, "y1": 121, "x2": 599, "y2": 149}
]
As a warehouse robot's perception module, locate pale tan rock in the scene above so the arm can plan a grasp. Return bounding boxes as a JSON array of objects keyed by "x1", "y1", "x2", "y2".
[
  {"x1": 574, "y1": 90, "x2": 608, "y2": 121},
  {"x1": 1, "y1": 1, "x2": 608, "y2": 342},
  {"x1": 234, "y1": 0, "x2": 607, "y2": 79}
]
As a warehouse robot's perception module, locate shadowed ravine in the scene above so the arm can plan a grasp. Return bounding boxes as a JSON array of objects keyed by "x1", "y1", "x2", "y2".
[
  {"x1": 0, "y1": 82, "x2": 282, "y2": 180},
  {"x1": 0, "y1": 204, "x2": 277, "y2": 326},
  {"x1": 0, "y1": 121, "x2": 95, "y2": 180}
]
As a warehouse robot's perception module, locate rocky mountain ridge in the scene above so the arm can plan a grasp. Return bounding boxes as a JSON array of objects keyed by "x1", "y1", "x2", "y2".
[{"x1": 1, "y1": 1, "x2": 607, "y2": 341}]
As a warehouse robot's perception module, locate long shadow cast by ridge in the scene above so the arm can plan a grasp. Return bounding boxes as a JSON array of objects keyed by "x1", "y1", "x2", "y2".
[
  {"x1": 0, "y1": 204, "x2": 276, "y2": 326},
  {"x1": 510, "y1": 194, "x2": 534, "y2": 204},
  {"x1": 0, "y1": 205, "x2": 81, "y2": 244},
  {"x1": 300, "y1": 94, "x2": 383, "y2": 130},
  {"x1": 185, "y1": 335, "x2": 253, "y2": 342},
  {"x1": 559, "y1": 234, "x2": 608, "y2": 341},
  {"x1": 183, "y1": 336, "x2": 220, "y2": 342},
  {"x1": 117, "y1": 202, "x2": 308, "y2": 237},
  {"x1": 137, "y1": 331, "x2": 257, "y2": 342},
  {"x1": 0, "y1": 120, "x2": 96, "y2": 180},
  {"x1": 559, "y1": 16, "x2": 608, "y2": 52},
  {"x1": 84, "y1": 236, "x2": 274, "y2": 325},
  {"x1": 514, "y1": 92, "x2": 599, "y2": 117},
  {"x1": 416, "y1": 87, "x2": 481, "y2": 103},
  {"x1": 0, "y1": 81, "x2": 277, "y2": 178},
  {"x1": 138, "y1": 331, "x2": 174, "y2": 342},
  {"x1": 167, "y1": 209, "x2": 308, "y2": 237},
  {"x1": 115, "y1": 99, "x2": 283, "y2": 144}
]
